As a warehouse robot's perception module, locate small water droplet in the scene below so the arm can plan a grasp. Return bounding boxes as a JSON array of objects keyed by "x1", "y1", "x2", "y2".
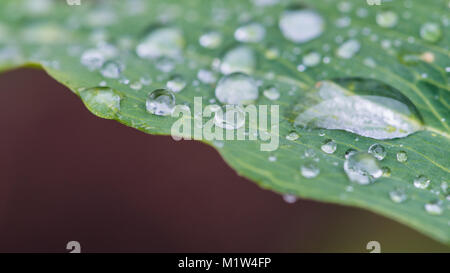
[
  {"x1": 420, "y1": 22, "x2": 442, "y2": 43},
  {"x1": 234, "y1": 22, "x2": 266, "y2": 43},
  {"x1": 376, "y1": 11, "x2": 398, "y2": 28},
  {"x1": 382, "y1": 166, "x2": 391, "y2": 177},
  {"x1": 265, "y1": 46, "x2": 280, "y2": 59},
  {"x1": 424, "y1": 200, "x2": 443, "y2": 215},
  {"x1": 197, "y1": 69, "x2": 217, "y2": 84},
  {"x1": 146, "y1": 89, "x2": 176, "y2": 116},
  {"x1": 215, "y1": 73, "x2": 259, "y2": 105},
  {"x1": 130, "y1": 81, "x2": 143, "y2": 90},
  {"x1": 100, "y1": 60, "x2": 123, "y2": 79},
  {"x1": 413, "y1": 175, "x2": 431, "y2": 189},
  {"x1": 282, "y1": 194, "x2": 297, "y2": 204},
  {"x1": 214, "y1": 105, "x2": 246, "y2": 130},
  {"x1": 321, "y1": 139, "x2": 337, "y2": 154},
  {"x1": 268, "y1": 155, "x2": 277, "y2": 162},
  {"x1": 301, "y1": 162, "x2": 320, "y2": 178},
  {"x1": 166, "y1": 75, "x2": 186, "y2": 93},
  {"x1": 79, "y1": 87, "x2": 121, "y2": 119},
  {"x1": 286, "y1": 132, "x2": 299, "y2": 141},
  {"x1": 396, "y1": 151, "x2": 408, "y2": 162},
  {"x1": 279, "y1": 9, "x2": 324, "y2": 43},
  {"x1": 199, "y1": 31, "x2": 223, "y2": 49},
  {"x1": 220, "y1": 46, "x2": 256, "y2": 75},
  {"x1": 336, "y1": 39, "x2": 360, "y2": 59},
  {"x1": 344, "y1": 152, "x2": 383, "y2": 185},
  {"x1": 81, "y1": 49, "x2": 104, "y2": 70},
  {"x1": 344, "y1": 148, "x2": 357, "y2": 159},
  {"x1": 136, "y1": 27, "x2": 184, "y2": 60},
  {"x1": 368, "y1": 143, "x2": 386, "y2": 160},
  {"x1": 389, "y1": 188, "x2": 407, "y2": 203},
  {"x1": 303, "y1": 52, "x2": 321, "y2": 67},
  {"x1": 263, "y1": 85, "x2": 280, "y2": 101}
]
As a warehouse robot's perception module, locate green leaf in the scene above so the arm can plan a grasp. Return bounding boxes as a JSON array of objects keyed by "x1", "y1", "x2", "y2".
[{"x1": 1, "y1": 0, "x2": 449, "y2": 244}]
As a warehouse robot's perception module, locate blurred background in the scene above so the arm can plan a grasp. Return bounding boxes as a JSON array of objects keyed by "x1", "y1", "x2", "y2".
[{"x1": 0, "y1": 68, "x2": 448, "y2": 253}]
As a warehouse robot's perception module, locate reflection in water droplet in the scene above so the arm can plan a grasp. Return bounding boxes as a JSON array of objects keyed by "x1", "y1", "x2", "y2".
[
  {"x1": 321, "y1": 139, "x2": 337, "y2": 154},
  {"x1": 425, "y1": 200, "x2": 443, "y2": 215},
  {"x1": 413, "y1": 175, "x2": 431, "y2": 189},
  {"x1": 368, "y1": 143, "x2": 386, "y2": 160},
  {"x1": 79, "y1": 87, "x2": 121, "y2": 120},
  {"x1": 294, "y1": 78, "x2": 423, "y2": 140},
  {"x1": 420, "y1": 22, "x2": 442, "y2": 43},
  {"x1": 136, "y1": 27, "x2": 184, "y2": 60},
  {"x1": 344, "y1": 152, "x2": 383, "y2": 185},
  {"x1": 279, "y1": 9, "x2": 324, "y2": 43},
  {"x1": 199, "y1": 31, "x2": 223, "y2": 49},
  {"x1": 336, "y1": 39, "x2": 360, "y2": 59},
  {"x1": 376, "y1": 11, "x2": 398, "y2": 28},
  {"x1": 214, "y1": 105, "x2": 246, "y2": 130},
  {"x1": 234, "y1": 23, "x2": 266, "y2": 43},
  {"x1": 263, "y1": 85, "x2": 280, "y2": 101},
  {"x1": 220, "y1": 46, "x2": 256, "y2": 75},
  {"x1": 389, "y1": 188, "x2": 407, "y2": 203},
  {"x1": 166, "y1": 75, "x2": 186, "y2": 93},
  {"x1": 301, "y1": 162, "x2": 320, "y2": 178},
  {"x1": 215, "y1": 73, "x2": 259, "y2": 105},
  {"x1": 396, "y1": 151, "x2": 408, "y2": 162},
  {"x1": 146, "y1": 89, "x2": 176, "y2": 116}
]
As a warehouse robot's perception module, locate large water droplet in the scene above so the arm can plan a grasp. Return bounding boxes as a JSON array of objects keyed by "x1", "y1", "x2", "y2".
[
  {"x1": 146, "y1": 89, "x2": 176, "y2": 116},
  {"x1": 396, "y1": 151, "x2": 408, "y2": 162},
  {"x1": 294, "y1": 78, "x2": 423, "y2": 140},
  {"x1": 344, "y1": 152, "x2": 383, "y2": 185},
  {"x1": 321, "y1": 139, "x2": 337, "y2": 154},
  {"x1": 425, "y1": 200, "x2": 443, "y2": 215},
  {"x1": 368, "y1": 143, "x2": 386, "y2": 160},
  {"x1": 279, "y1": 9, "x2": 324, "y2": 43},
  {"x1": 166, "y1": 75, "x2": 186, "y2": 93},
  {"x1": 136, "y1": 27, "x2": 184, "y2": 60},
  {"x1": 215, "y1": 73, "x2": 259, "y2": 105},
  {"x1": 301, "y1": 162, "x2": 320, "y2": 178},
  {"x1": 413, "y1": 175, "x2": 431, "y2": 189},
  {"x1": 220, "y1": 46, "x2": 256, "y2": 75},
  {"x1": 79, "y1": 87, "x2": 121, "y2": 119},
  {"x1": 376, "y1": 11, "x2": 398, "y2": 28},
  {"x1": 420, "y1": 22, "x2": 442, "y2": 43},
  {"x1": 234, "y1": 23, "x2": 266, "y2": 43},
  {"x1": 214, "y1": 105, "x2": 246, "y2": 130},
  {"x1": 336, "y1": 39, "x2": 360, "y2": 59}
]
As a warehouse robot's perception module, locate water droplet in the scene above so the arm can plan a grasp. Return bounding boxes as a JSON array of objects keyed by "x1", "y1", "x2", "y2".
[
  {"x1": 282, "y1": 194, "x2": 297, "y2": 204},
  {"x1": 146, "y1": 89, "x2": 176, "y2": 116},
  {"x1": 420, "y1": 22, "x2": 442, "y2": 43},
  {"x1": 301, "y1": 162, "x2": 320, "y2": 178},
  {"x1": 279, "y1": 9, "x2": 324, "y2": 43},
  {"x1": 368, "y1": 143, "x2": 386, "y2": 160},
  {"x1": 286, "y1": 132, "x2": 299, "y2": 141},
  {"x1": 197, "y1": 69, "x2": 217, "y2": 84},
  {"x1": 265, "y1": 46, "x2": 280, "y2": 59},
  {"x1": 155, "y1": 57, "x2": 175, "y2": 72},
  {"x1": 130, "y1": 81, "x2": 143, "y2": 90},
  {"x1": 294, "y1": 79, "x2": 423, "y2": 140},
  {"x1": 166, "y1": 75, "x2": 186, "y2": 93},
  {"x1": 396, "y1": 151, "x2": 408, "y2": 162},
  {"x1": 81, "y1": 49, "x2": 104, "y2": 70},
  {"x1": 425, "y1": 200, "x2": 443, "y2": 215},
  {"x1": 79, "y1": 87, "x2": 121, "y2": 119},
  {"x1": 100, "y1": 60, "x2": 123, "y2": 79},
  {"x1": 268, "y1": 155, "x2": 277, "y2": 162},
  {"x1": 234, "y1": 22, "x2": 266, "y2": 43},
  {"x1": 376, "y1": 11, "x2": 398, "y2": 28},
  {"x1": 389, "y1": 188, "x2": 407, "y2": 203},
  {"x1": 382, "y1": 166, "x2": 391, "y2": 177},
  {"x1": 413, "y1": 175, "x2": 431, "y2": 189},
  {"x1": 136, "y1": 27, "x2": 184, "y2": 60},
  {"x1": 199, "y1": 31, "x2": 222, "y2": 49},
  {"x1": 214, "y1": 105, "x2": 246, "y2": 130},
  {"x1": 263, "y1": 85, "x2": 280, "y2": 100},
  {"x1": 220, "y1": 46, "x2": 256, "y2": 75},
  {"x1": 321, "y1": 139, "x2": 337, "y2": 154},
  {"x1": 303, "y1": 51, "x2": 321, "y2": 67},
  {"x1": 215, "y1": 73, "x2": 259, "y2": 105},
  {"x1": 344, "y1": 152, "x2": 383, "y2": 185},
  {"x1": 336, "y1": 39, "x2": 360, "y2": 59},
  {"x1": 344, "y1": 148, "x2": 357, "y2": 159}
]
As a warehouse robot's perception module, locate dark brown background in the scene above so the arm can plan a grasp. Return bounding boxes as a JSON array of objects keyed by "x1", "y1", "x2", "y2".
[{"x1": 0, "y1": 68, "x2": 447, "y2": 252}]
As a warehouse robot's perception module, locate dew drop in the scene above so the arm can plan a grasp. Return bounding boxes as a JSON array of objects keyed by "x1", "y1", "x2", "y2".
[
  {"x1": 425, "y1": 200, "x2": 443, "y2": 215},
  {"x1": 199, "y1": 31, "x2": 223, "y2": 49},
  {"x1": 301, "y1": 162, "x2": 320, "y2": 178},
  {"x1": 413, "y1": 175, "x2": 431, "y2": 189},
  {"x1": 166, "y1": 75, "x2": 186, "y2": 93},
  {"x1": 215, "y1": 73, "x2": 259, "y2": 105},
  {"x1": 79, "y1": 87, "x2": 121, "y2": 119},
  {"x1": 389, "y1": 188, "x2": 407, "y2": 203},
  {"x1": 321, "y1": 139, "x2": 337, "y2": 154},
  {"x1": 279, "y1": 9, "x2": 324, "y2": 43},
  {"x1": 282, "y1": 194, "x2": 297, "y2": 204},
  {"x1": 136, "y1": 27, "x2": 184, "y2": 60},
  {"x1": 382, "y1": 166, "x2": 391, "y2": 177},
  {"x1": 263, "y1": 85, "x2": 280, "y2": 100},
  {"x1": 214, "y1": 105, "x2": 246, "y2": 130},
  {"x1": 100, "y1": 60, "x2": 123, "y2": 79},
  {"x1": 303, "y1": 52, "x2": 321, "y2": 67},
  {"x1": 376, "y1": 11, "x2": 398, "y2": 28},
  {"x1": 220, "y1": 46, "x2": 256, "y2": 75},
  {"x1": 344, "y1": 148, "x2": 357, "y2": 159},
  {"x1": 286, "y1": 132, "x2": 299, "y2": 141},
  {"x1": 396, "y1": 151, "x2": 408, "y2": 162},
  {"x1": 344, "y1": 152, "x2": 383, "y2": 185},
  {"x1": 146, "y1": 89, "x2": 176, "y2": 116},
  {"x1": 234, "y1": 22, "x2": 266, "y2": 43},
  {"x1": 268, "y1": 155, "x2": 277, "y2": 162},
  {"x1": 81, "y1": 49, "x2": 104, "y2": 70},
  {"x1": 420, "y1": 22, "x2": 442, "y2": 43},
  {"x1": 130, "y1": 81, "x2": 143, "y2": 91},
  {"x1": 368, "y1": 143, "x2": 386, "y2": 160},
  {"x1": 336, "y1": 39, "x2": 360, "y2": 59}
]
